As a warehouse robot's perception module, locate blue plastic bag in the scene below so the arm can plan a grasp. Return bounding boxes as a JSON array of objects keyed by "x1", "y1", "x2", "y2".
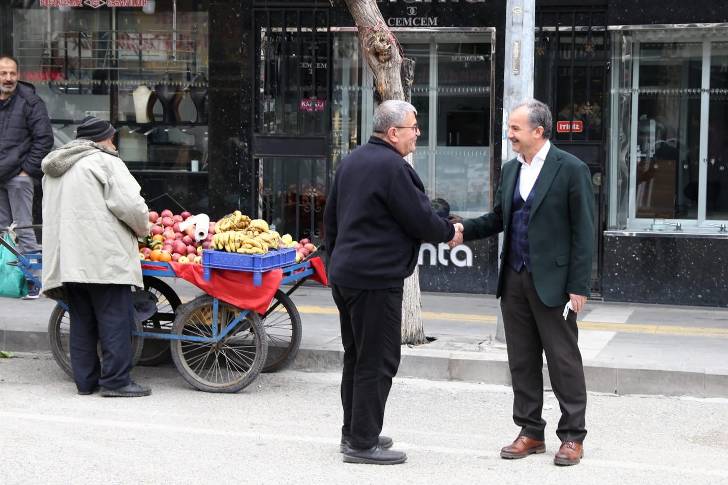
[{"x1": 0, "y1": 232, "x2": 29, "y2": 298}]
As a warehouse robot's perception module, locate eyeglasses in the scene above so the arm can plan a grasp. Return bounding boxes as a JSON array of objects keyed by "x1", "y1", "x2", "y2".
[{"x1": 395, "y1": 123, "x2": 420, "y2": 132}]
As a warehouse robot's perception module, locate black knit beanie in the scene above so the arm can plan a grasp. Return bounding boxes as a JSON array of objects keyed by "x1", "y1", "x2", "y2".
[{"x1": 76, "y1": 116, "x2": 116, "y2": 142}]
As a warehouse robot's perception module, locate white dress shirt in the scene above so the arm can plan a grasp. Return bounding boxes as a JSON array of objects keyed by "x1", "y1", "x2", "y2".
[{"x1": 516, "y1": 140, "x2": 551, "y2": 200}]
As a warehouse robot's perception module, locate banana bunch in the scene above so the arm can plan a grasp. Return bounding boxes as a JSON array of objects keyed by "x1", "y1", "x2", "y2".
[
  {"x1": 215, "y1": 210, "x2": 251, "y2": 233},
  {"x1": 212, "y1": 229, "x2": 282, "y2": 254}
]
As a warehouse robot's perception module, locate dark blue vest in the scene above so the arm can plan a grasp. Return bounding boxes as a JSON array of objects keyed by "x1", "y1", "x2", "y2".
[{"x1": 507, "y1": 168, "x2": 536, "y2": 272}]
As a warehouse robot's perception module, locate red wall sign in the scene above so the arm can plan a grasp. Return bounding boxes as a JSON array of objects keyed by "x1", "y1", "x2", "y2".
[
  {"x1": 299, "y1": 98, "x2": 326, "y2": 113},
  {"x1": 40, "y1": 0, "x2": 148, "y2": 7},
  {"x1": 556, "y1": 120, "x2": 584, "y2": 133}
]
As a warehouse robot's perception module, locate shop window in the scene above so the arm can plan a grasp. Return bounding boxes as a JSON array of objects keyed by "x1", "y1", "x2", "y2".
[
  {"x1": 11, "y1": 2, "x2": 209, "y2": 212},
  {"x1": 609, "y1": 28, "x2": 728, "y2": 233},
  {"x1": 331, "y1": 31, "x2": 493, "y2": 220}
]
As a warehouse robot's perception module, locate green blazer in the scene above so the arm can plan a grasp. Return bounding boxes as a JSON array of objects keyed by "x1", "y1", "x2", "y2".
[{"x1": 462, "y1": 144, "x2": 595, "y2": 307}]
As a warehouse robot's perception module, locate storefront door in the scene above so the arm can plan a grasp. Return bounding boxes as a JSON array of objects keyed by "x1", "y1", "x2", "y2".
[
  {"x1": 534, "y1": 5, "x2": 609, "y2": 294},
  {"x1": 252, "y1": 7, "x2": 332, "y2": 241}
]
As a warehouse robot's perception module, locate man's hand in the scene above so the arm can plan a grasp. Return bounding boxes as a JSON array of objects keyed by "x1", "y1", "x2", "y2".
[
  {"x1": 448, "y1": 223, "x2": 464, "y2": 248},
  {"x1": 568, "y1": 293, "x2": 587, "y2": 313}
]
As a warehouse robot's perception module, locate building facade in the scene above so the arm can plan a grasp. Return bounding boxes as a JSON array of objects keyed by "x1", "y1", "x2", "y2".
[{"x1": 2, "y1": 0, "x2": 727, "y2": 306}]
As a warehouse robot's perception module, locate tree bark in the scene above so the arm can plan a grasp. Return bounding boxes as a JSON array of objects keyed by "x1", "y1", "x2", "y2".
[{"x1": 343, "y1": 0, "x2": 426, "y2": 345}]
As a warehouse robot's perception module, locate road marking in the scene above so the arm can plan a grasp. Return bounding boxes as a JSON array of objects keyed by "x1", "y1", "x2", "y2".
[
  {"x1": 2, "y1": 410, "x2": 727, "y2": 479},
  {"x1": 296, "y1": 305, "x2": 728, "y2": 338}
]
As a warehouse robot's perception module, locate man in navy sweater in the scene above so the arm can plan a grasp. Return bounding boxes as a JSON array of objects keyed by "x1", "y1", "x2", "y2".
[{"x1": 324, "y1": 100, "x2": 456, "y2": 465}]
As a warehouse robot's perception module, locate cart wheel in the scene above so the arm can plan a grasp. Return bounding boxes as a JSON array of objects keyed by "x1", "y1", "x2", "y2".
[
  {"x1": 48, "y1": 302, "x2": 144, "y2": 380},
  {"x1": 170, "y1": 295, "x2": 268, "y2": 393},
  {"x1": 261, "y1": 289, "x2": 302, "y2": 373},
  {"x1": 137, "y1": 276, "x2": 181, "y2": 366}
]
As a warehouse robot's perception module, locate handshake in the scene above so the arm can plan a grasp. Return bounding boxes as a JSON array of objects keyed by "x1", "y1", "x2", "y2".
[{"x1": 448, "y1": 222, "x2": 464, "y2": 248}]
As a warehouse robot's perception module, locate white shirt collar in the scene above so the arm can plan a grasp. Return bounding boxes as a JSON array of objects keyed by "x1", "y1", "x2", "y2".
[{"x1": 517, "y1": 140, "x2": 551, "y2": 166}]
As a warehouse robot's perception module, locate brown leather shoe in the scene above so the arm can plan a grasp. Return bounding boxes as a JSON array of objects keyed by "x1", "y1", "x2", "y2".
[
  {"x1": 500, "y1": 435, "x2": 546, "y2": 459},
  {"x1": 554, "y1": 441, "x2": 583, "y2": 466}
]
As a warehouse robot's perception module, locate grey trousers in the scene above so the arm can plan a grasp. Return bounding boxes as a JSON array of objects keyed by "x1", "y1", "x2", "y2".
[{"x1": 0, "y1": 174, "x2": 41, "y2": 253}]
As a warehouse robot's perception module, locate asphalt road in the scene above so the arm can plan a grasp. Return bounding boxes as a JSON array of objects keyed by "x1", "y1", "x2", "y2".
[{"x1": 1, "y1": 354, "x2": 727, "y2": 485}]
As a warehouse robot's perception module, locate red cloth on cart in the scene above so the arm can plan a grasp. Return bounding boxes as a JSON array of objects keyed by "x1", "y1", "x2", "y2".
[
  {"x1": 308, "y1": 256, "x2": 328, "y2": 286},
  {"x1": 169, "y1": 263, "x2": 282, "y2": 314}
]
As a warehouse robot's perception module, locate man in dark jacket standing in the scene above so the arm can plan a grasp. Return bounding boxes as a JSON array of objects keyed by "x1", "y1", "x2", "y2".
[
  {"x1": 0, "y1": 55, "x2": 53, "y2": 298},
  {"x1": 324, "y1": 100, "x2": 457, "y2": 465},
  {"x1": 450, "y1": 99, "x2": 594, "y2": 466}
]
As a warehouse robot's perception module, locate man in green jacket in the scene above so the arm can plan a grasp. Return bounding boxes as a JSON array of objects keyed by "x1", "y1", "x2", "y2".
[{"x1": 450, "y1": 99, "x2": 594, "y2": 466}]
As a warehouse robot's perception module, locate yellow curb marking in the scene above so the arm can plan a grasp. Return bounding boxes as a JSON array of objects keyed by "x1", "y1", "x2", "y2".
[{"x1": 295, "y1": 305, "x2": 728, "y2": 338}]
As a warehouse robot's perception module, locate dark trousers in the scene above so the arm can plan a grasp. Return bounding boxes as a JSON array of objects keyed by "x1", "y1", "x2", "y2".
[
  {"x1": 65, "y1": 283, "x2": 135, "y2": 393},
  {"x1": 500, "y1": 267, "x2": 587, "y2": 443},
  {"x1": 332, "y1": 284, "x2": 403, "y2": 450}
]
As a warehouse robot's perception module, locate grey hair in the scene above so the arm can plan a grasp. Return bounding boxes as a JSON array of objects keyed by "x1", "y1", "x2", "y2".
[
  {"x1": 373, "y1": 100, "x2": 417, "y2": 133},
  {"x1": 513, "y1": 98, "x2": 552, "y2": 139}
]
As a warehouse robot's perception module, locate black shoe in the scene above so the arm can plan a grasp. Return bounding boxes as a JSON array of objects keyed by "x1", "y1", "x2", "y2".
[
  {"x1": 339, "y1": 435, "x2": 393, "y2": 453},
  {"x1": 100, "y1": 381, "x2": 151, "y2": 397},
  {"x1": 343, "y1": 444, "x2": 407, "y2": 465}
]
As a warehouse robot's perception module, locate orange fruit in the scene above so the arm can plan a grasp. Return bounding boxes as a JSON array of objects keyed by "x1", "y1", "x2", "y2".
[
  {"x1": 150, "y1": 249, "x2": 163, "y2": 262},
  {"x1": 159, "y1": 250, "x2": 172, "y2": 262}
]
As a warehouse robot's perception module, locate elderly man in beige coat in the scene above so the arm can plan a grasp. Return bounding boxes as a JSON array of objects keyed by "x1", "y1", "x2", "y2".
[{"x1": 41, "y1": 116, "x2": 151, "y2": 397}]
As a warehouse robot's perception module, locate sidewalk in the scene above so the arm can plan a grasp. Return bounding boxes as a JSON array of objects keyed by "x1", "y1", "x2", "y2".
[{"x1": 2, "y1": 281, "x2": 728, "y2": 397}]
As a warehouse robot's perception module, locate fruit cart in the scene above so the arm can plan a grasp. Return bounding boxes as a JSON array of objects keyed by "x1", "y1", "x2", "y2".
[{"x1": 2, "y1": 226, "x2": 327, "y2": 393}]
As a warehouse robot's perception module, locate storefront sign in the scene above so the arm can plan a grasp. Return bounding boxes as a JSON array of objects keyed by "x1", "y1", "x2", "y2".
[
  {"x1": 556, "y1": 120, "x2": 583, "y2": 133},
  {"x1": 299, "y1": 98, "x2": 326, "y2": 113},
  {"x1": 40, "y1": 0, "x2": 148, "y2": 7},
  {"x1": 419, "y1": 243, "x2": 473, "y2": 267}
]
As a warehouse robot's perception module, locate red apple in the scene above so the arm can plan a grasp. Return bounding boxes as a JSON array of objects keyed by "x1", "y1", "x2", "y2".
[
  {"x1": 208, "y1": 222, "x2": 216, "y2": 234},
  {"x1": 162, "y1": 244, "x2": 173, "y2": 253},
  {"x1": 182, "y1": 235, "x2": 193, "y2": 245},
  {"x1": 304, "y1": 243, "x2": 315, "y2": 252},
  {"x1": 181, "y1": 211, "x2": 192, "y2": 220},
  {"x1": 148, "y1": 211, "x2": 159, "y2": 223},
  {"x1": 150, "y1": 225, "x2": 163, "y2": 236},
  {"x1": 172, "y1": 214, "x2": 184, "y2": 223},
  {"x1": 172, "y1": 222, "x2": 181, "y2": 232},
  {"x1": 163, "y1": 238, "x2": 175, "y2": 246},
  {"x1": 205, "y1": 233, "x2": 214, "y2": 242},
  {"x1": 202, "y1": 241, "x2": 212, "y2": 249},
  {"x1": 293, "y1": 242, "x2": 302, "y2": 250},
  {"x1": 187, "y1": 245, "x2": 197, "y2": 255},
  {"x1": 173, "y1": 240, "x2": 187, "y2": 255},
  {"x1": 141, "y1": 247, "x2": 152, "y2": 257},
  {"x1": 185, "y1": 226, "x2": 196, "y2": 237},
  {"x1": 160, "y1": 209, "x2": 173, "y2": 218},
  {"x1": 161, "y1": 216, "x2": 174, "y2": 227},
  {"x1": 174, "y1": 232, "x2": 183, "y2": 240},
  {"x1": 171, "y1": 253, "x2": 182, "y2": 262}
]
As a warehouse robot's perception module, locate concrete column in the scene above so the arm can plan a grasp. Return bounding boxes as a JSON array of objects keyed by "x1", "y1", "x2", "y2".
[{"x1": 496, "y1": 0, "x2": 535, "y2": 343}]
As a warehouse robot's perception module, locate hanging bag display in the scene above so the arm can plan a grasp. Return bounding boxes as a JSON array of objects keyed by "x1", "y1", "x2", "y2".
[{"x1": 0, "y1": 232, "x2": 29, "y2": 299}]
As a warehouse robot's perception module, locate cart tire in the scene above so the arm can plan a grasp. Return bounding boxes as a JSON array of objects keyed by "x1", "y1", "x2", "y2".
[
  {"x1": 261, "y1": 290, "x2": 302, "y2": 373},
  {"x1": 137, "y1": 276, "x2": 181, "y2": 366},
  {"x1": 48, "y1": 302, "x2": 144, "y2": 380},
  {"x1": 170, "y1": 295, "x2": 268, "y2": 393}
]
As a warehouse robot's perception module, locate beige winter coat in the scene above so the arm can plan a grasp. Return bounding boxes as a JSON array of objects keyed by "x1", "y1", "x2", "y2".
[{"x1": 41, "y1": 139, "x2": 149, "y2": 298}]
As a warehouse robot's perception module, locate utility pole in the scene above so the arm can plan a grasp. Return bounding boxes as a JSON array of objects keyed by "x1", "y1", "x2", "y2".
[{"x1": 497, "y1": 0, "x2": 535, "y2": 342}]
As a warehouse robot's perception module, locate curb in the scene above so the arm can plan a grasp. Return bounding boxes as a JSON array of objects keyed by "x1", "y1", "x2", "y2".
[
  {"x1": 291, "y1": 346, "x2": 728, "y2": 398},
  {"x1": 4, "y1": 329, "x2": 728, "y2": 398}
]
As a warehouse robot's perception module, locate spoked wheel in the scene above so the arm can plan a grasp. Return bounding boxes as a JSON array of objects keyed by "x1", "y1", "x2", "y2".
[
  {"x1": 137, "y1": 276, "x2": 181, "y2": 366},
  {"x1": 170, "y1": 295, "x2": 268, "y2": 393},
  {"x1": 48, "y1": 301, "x2": 144, "y2": 379},
  {"x1": 261, "y1": 289, "x2": 302, "y2": 373}
]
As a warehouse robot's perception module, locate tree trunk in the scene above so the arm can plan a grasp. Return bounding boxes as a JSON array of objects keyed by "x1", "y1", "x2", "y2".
[{"x1": 343, "y1": 0, "x2": 426, "y2": 345}]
